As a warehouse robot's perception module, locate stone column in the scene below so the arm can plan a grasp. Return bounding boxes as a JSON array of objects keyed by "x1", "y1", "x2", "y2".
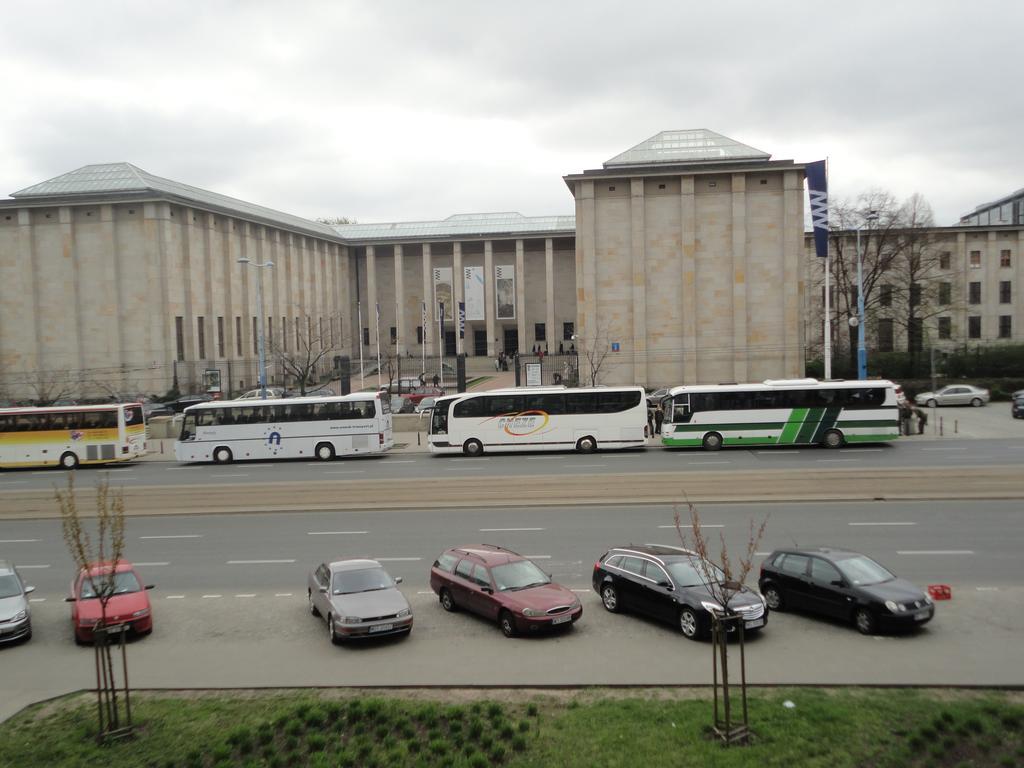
[
  {"x1": 956, "y1": 231, "x2": 968, "y2": 337},
  {"x1": 394, "y1": 244, "x2": 406, "y2": 355},
  {"x1": 421, "y1": 243, "x2": 433, "y2": 356},
  {"x1": 680, "y1": 177, "x2": 697, "y2": 383},
  {"x1": 630, "y1": 178, "x2": 648, "y2": 386},
  {"x1": 544, "y1": 238, "x2": 555, "y2": 356},
  {"x1": 101, "y1": 205, "x2": 126, "y2": 370},
  {"x1": 576, "y1": 181, "x2": 597, "y2": 341},
  {"x1": 484, "y1": 240, "x2": 495, "y2": 357},
  {"x1": 59, "y1": 207, "x2": 86, "y2": 374},
  {"x1": 782, "y1": 170, "x2": 804, "y2": 378},
  {"x1": 515, "y1": 239, "x2": 526, "y2": 355},
  {"x1": 19, "y1": 209, "x2": 42, "y2": 374},
  {"x1": 731, "y1": 173, "x2": 748, "y2": 383}
]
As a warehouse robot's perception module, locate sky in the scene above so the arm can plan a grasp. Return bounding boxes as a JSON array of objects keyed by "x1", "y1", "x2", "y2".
[{"x1": 1, "y1": 1, "x2": 1020, "y2": 227}]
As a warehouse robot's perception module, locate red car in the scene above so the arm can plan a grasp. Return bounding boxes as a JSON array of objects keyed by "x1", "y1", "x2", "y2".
[
  {"x1": 67, "y1": 561, "x2": 154, "y2": 644},
  {"x1": 430, "y1": 545, "x2": 582, "y2": 637}
]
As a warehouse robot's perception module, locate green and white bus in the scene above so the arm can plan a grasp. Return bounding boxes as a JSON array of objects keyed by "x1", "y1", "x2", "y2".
[{"x1": 660, "y1": 378, "x2": 900, "y2": 450}]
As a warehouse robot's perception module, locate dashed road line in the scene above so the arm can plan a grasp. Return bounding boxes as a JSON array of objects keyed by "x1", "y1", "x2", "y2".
[
  {"x1": 416, "y1": 590, "x2": 434, "y2": 595},
  {"x1": 227, "y1": 559, "x2": 296, "y2": 564},
  {"x1": 660, "y1": 524, "x2": 723, "y2": 529},
  {"x1": 756, "y1": 450, "x2": 800, "y2": 454},
  {"x1": 166, "y1": 595, "x2": 185, "y2": 599},
  {"x1": 570, "y1": 589, "x2": 590, "y2": 593},
  {"x1": 308, "y1": 531, "x2": 368, "y2": 536},
  {"x1": 387, "y1": 460, "x2": 416, "y2": 464},
  {"x1": 133, "y1": 562, "x2": 170, "y2": 567},
  {"x1": 849, "y1": 522, "x2": 916, "y2": 527},
  {"x1": 897, "y1": 550, "x2": 974, "y2": 555},
  {"x1": 323, "y1": 470, "x2": 366, "y2": 475},
  {"x1": 0, "y1": 539, "x2": 40, "y2": 543},
  {"x1": 451, "y1": 458, "x2": 491, "y2": 462},
  {"x1": 29, "y1": 598, "x2": 46, "y2": 603},
  {"x1": 480, "y1": 527, "x2": 545, "y2": 532},
  {"x1": 840, "y1": 448, "x2": 883, "y2": 452},
  {"x1": 922, "y1": 447, "x2": 967, "y2": 451},
  {"x1": 16, "y1": 564, "x2": 50, "y2": 569},
  {"x1": 570, "y1": 464, "x2": 606, "y2": 468},
  {"x1": 755, "y1": 552, "x2": 771, "y2": 557},
  {"x1": 235, "y1": 594, "x2": 257, "y2": 598},
  {"x1": 446, "y1": 467, "x2": 484, "y2": 470},
  {"x1": 817, "y1": 459, "x2": 857, "y2": 463},
  {"x1": 275, "y1": 593, "x2": 293, "y2": 597},
  {"x1": 976, "y1": 587, "x2": 1000, "y2": 592},
  {"x1": 214, "y1": 473, "x2": 250, "y2": 478},
  {"x1": 0, "y1": 481, "x2": 29, "y2": 485},
  {"x1": 201, "y1": 594, "x2": 222, "y2": 599},
  {"x1": 140, "y1": 534, "x2": 202, "y2": 540},
  {"x1": 524, "y1": 555, "x2": 551, "y2": 560},
  {"x1": 687, "y1": 461, "x2": 732, "y2": 465}
]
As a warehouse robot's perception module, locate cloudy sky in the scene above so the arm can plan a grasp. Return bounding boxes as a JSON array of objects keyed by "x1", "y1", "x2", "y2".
[{"x1": 1, "y1": 1, "x2": 1020, "y2": 226}]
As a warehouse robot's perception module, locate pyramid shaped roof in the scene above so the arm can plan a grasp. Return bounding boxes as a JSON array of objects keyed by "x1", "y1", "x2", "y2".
[
  {"x1": 604, "y1": 129, "x2": 770, "y2": 168},
  {"x1": 11, "y1": 162, "x2": 340, "y2": 239}
]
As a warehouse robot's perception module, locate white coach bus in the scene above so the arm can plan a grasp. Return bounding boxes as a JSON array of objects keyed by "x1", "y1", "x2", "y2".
[
  {"x1": 175, "y1": 393, "x2": 393, "y2": 463},
  {"x1": 427, "y1": 386, "x2": 647, "y2": 456},
  {"x1": 660, "y1": 378, "x2": 900, "y2": 451}
]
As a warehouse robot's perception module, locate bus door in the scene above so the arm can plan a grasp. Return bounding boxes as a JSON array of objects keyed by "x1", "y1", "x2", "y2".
[{"x1": 668, "y1": 395, "x2": 690, "y2": 425}]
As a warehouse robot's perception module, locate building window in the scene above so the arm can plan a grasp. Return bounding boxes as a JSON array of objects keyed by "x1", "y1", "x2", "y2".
[
  {"x1": 563, "y1": 322, "x2": 575, "y2": 341},
  {"x1": 1001, "y1": 249, "x2": 1012, "y2": 268},
  {"x1": 175, "y1": 316, "x2": 185, "y2": 362},
  {"x1": 938, "y1": 282, "x2": 951, "y2": 306},
  {"x1": 938, "y1": 316, "x2": 951, "y2": 340},
  {"x1": 877, "y1": 319, "x2": 894, "y2": 352},
  {"x1": 217, "y1": 316, "x2": 225, "y2": 358},
  {"x1": 910, "y1": 284, "x2": 921, "y2": 307},
  {"x1": 416, "y1": 326, "x2": 423, "y2": 345},
  {"x1": 535, "y1": 323, "x2": 546, "y2": 342},
  {"x1": 969, "y1": 250, "x2": 981, "y2": 268},
  {"x1": 968, "y1": 316, "x2": 981, "y2": 339},
  {"x1": 252, "y1": 317, "x2": 258, "y2": 355},
  {"x1": 999, "y1": 315, "x2": 1012, "y2": 339},
  {"x1": 390, "y1": 326, "x2": 397, "y2": 344},
  {"x1": 969, "y1": 282, "x2": 981, "y2": 305},
  {"x1": 267, "y1": 317, "x2": 273, "y2": 349},
  {"x1": 282, "y1": 317, "x2": 287, "y2": 352},
  {"x1": 235, "y1": 317, "x2": 242, "y2": 356},
  {"x1": 939, "y1": 251, "x2": 951, "y2": 270},
  {"x1": 363, "y1": 327, "x2": 369, "y2": 346},
  {"x1": 999, "y1": 281, "x2": 1012, "y2": 304},
  {"x1": 197, "y1": 316, "x2": 206, "y2": 360},
  {"x1": 879, "y1": 285, "x2": 892, "y2": 307}
]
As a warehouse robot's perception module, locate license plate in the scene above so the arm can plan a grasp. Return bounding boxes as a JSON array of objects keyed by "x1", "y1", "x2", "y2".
[
  {"x1": 745, "y1": 618, "x2": 764, "y2": 629},
  {"x1": 551, "y1": 614, "x2": 573, "y2": 625},
  {"x1": 369, "y1": 623, "x2": 394, "y2": 633},
  {"x1": 914, "y1": 611, "x2": 930, "y2": 621}
]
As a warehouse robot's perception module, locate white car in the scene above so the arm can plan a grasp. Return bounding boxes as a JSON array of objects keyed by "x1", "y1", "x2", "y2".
[
  {"x1": 914, "y1": 385, "x2": 989, "y2": 407},
  {"x1": 415, "y1": 397, "x2": 437, "y2": 416},
  {"x1": 235, "y1": 387, "x2": 285, "y2": 400}
]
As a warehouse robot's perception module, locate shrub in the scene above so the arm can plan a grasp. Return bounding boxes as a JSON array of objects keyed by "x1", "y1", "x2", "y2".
[
  {"x1": 500, "y1": 723, "x2": 515, "y2": 740},
  {"x1": 512, "y1": 734, "x2": 528, "y2": 752},
  {"x1": 428, "y1": 738, "x2": 448, "y2": 756},
  {"x1": 487, "y1": 702, "x2": 503, "y2": 720},
  {"x1": 490, "y1": 744, "x2": 507, "y2": 761},
  {"x1": 468, "y1": 753, "x2": 489, "y2": 768},
  {"x1": 518, "y1": 720, "x2": 531, "y2": 733},
  {"x1": 467, "y1": 719, "x2": 484, "y2": 739},
  {"x1": 526, "y1": 703, "x2": 539, "y2": 717},
  {"x1": 307, "y1": 733, "x2": 327, "y2": 753}
]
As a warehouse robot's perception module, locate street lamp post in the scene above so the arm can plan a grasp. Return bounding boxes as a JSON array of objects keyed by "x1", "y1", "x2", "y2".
[
  {"x1": 237, "y1": 257, "x2": 274, "y2": 398},
  {"x1": 855, "y1": 210, "x2": 879, "y2": 380}
]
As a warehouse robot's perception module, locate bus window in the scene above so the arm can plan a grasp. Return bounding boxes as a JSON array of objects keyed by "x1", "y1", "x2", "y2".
[
  {"x1": 180, "y1": 414, "x2": 196, "y2": 441},
  {"x1": 670, "y1": 396, "x2": 689, "y2": 423}
]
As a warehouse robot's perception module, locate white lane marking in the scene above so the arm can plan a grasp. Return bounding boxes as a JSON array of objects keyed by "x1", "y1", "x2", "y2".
[
  {"x1": 244, "y1": 464, "x2": 276, "y2": 468},
  {"x1": 227, "y1": 559, "x2": 296, "y2": 564},
  {"x1": 0, "y1": 481, "x2": 29, "y2": 485},
  {"x1": 570, "y1": 589, "x2": 590, "y2": 593},
  {"x1": 446, "y1": 467, "x2": 484, "y2": 471},
  {"x1": 29, "y1": 598, "x2": 46, "y2": 603},
  {"x1": 164, "y1": 467, "x2": 188, "y2": 471},
  {"x1": 214, "y1": 473, "x2": 249, "y2": 478},
  {"x1": 416, "y1": 590, "x2": 434, "y2": 595},
  {"x1": 897, "y1": 550, "x2": 974, "y2": 555},
  {"x1": 31, "y1": 471, "x2": 67, "y2": 475},
  {"x1": 570, "y1": 464, "x2": 606, "y2": 468},
  {"x1": 308, "y1": 531, "x2": 368, "y2": 536},
  {"x1": 659, "y1": 524, "x2": 723, "y2": 528},
  {"x1": 756, "y1": 451, "x2": 800, "y2": 455},
  {"x1": 922, "y1": 447, "x2": 967, "y2": 451},
  {"x1": 0, "y1": 539, "x2": 40, "y2": 543},
  {"x1": 817, "y1": 459, "x2": 857, "y2": 463},
  {"x1": 133, "y1": 562, "x2": 170, "y2": 567},
  {"x1": 848, "y1": 522, "x2": 916, "y2": 527},
  {"x1": 275, "y1": 593, "x2": 293, "y2": 597},
  {"x1": 687, "y1": 461, "x2": 732, "y2": 465},
  {"x1": 480, "y1": 527, "x2": 545, "y2": 532},
  {"x1": 235, "y1": 594, "x2": 257, "y2": 598},
  {"x1": 755, "y1": 552, "x2": 771, "y2": 556},
  {"x1": 201, "y1": 594, "x2": 222, "y2": 599},
  {"x1": 373, "y1": 557, "x2": 422, "y2": 562},
  {"x1": 976, "y1": 587, "x2": 1000, "y2": 592},
  {"x1": 524, "y1": 555, "x2": 551, "y2": 560},
  {"x1": 323, "y1": 470, "x2": 365, "y2": 475},
  {"x1": 16, "y1": 564, "x2": 50, "y2": 569},
  {"x1": 166, "y1": 595, "x2": 185, "y2": 599},
  {"x1": 840, "y1": 448, "x2": 882, "y2": 453},
  {"x1": 140, "y1": 534, "x2": 202, "y2": 539}
]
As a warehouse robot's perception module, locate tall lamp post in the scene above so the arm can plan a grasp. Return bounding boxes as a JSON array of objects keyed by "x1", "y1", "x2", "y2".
[
  {"x1": 237, "y1": 257, "x2": 274, "y2": 398},
  {"x1": 855, "y1": 210, "x2": 879, "y2": 380}
]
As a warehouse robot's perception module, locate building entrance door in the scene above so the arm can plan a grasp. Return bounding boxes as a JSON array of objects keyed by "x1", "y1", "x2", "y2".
[
  {"x1": 444, "y1": 331, "x2": 457, "y2": 356},
  {"x1": 503, "y1": 328, "x2": 519, "y2": 355},
  {"x1": 473, "y1": 330, "x2": 487, "y2": 357}
]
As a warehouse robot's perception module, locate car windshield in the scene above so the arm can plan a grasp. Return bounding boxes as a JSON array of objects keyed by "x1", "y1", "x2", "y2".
[
  {"x1": 79, "y1": 571, "x2": 141, "y2": 599},
  {"x1": 665, "y1": 557, "x2": 725, "y2": 588},
  {"x1": 331, "y1": 567, "x2": 393, "y2": 595},
  {"x1": 0, "y1": 574, "x2": 23, "y2": 599},
  {"x1": 491, "y1": 560, "x2": 550, "y2": 591},
  {"x1": 835, "y1": 555, "x2": 894, "y2": 586}
]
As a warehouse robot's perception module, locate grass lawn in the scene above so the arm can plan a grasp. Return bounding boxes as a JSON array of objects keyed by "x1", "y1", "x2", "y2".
[{"x1": 0, "y1": 688, "x2": 1021, "y2": 768}]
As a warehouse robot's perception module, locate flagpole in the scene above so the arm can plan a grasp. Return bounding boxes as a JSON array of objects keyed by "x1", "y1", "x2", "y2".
[
  {"x1": 438, "y1": 302, "x2": 445, "y2": 390},
  {"x1": 357, "y1": 301, "x2": 364, "y2": 390},
  {"x1": 421, "y1": 302, "x2": 426, "y2": 376},
  {"x1": 824, "y1": 255, "x2": 832, "y2": 380},
  {"x1": 375, "y1": 303, "x2": 381, "y2": 390}
]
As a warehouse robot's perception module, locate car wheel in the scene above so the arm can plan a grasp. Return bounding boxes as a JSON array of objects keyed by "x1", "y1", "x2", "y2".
[
  {"x1": 315, "y1": 442, "x2": 335, "y2": 461},
  {"x1": 328, "y1": 614, "x2": 342, "y2": 645},
  {"x1": 926, "y1": 399, "x2": 937, "y2": 408},
  {"x1": 576, "y1": 435, "x2": 597, "y2": 453},
  {"x1": 59, "y1": 452, "x2": 79, "y2": 470},
  {"x1": 213, "y1": 446, "x2": 233, "y2": 464},
  {"x1": 308, "y1": 590, "x2": 320, "y2": 617},
  {"x1": 763, "y1": 585, "x2": 784, "y2": 611},
  {"x1": 854, "y1": 607, "x2": 876, "y2": 635},
  {"x1": 463, "y1": 439, "x2": 484, "y2": 457},
  {"x1": 679, "y1": 607, "x2": 704, "y2": 640},
  {"x1": 822, "y1": 429, "x2": 844, "y2": 449},
  {"x1": 439, "y1": 588, "x2": 457, "y2": 612},
  {"x1": 499, "y1": 611, "x2": 517, "y2": 638},
  {"x1": 74, "y1": 630, "x2": 86, "y2": 646},
  {"x1": 702, "y1": 432, "x2": 723, "y2": 451},
  {"x1": 970, "y1": 397, "x2": 983, "y2": 407},
  {"x1": 600, "y1": 583, "x2": 621, "y2": 613}
]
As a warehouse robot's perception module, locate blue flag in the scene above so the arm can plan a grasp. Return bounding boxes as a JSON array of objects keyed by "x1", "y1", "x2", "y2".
[{"x1": 806, "y1": 160, "x2": 829, "y2": 258}]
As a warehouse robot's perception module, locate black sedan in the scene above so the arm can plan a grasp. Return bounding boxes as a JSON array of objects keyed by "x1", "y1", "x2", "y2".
[
  {"x1": 758, "y1": 547, "x2": 934, "y2": 635},
  {"x1": 1012, "y1": 395, "x2": 1024, "y2": 419},
  {"x1": 592, "y1": 544, "x2": 767, "y2": 641}
]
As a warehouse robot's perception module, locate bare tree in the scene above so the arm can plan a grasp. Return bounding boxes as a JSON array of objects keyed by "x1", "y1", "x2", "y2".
[
  {"x1": 674, "y1": 498, "x2": 767, "y2": 746},
  {"x1": 272, "y1": 316, "x2": 346, "y2": 396},
  {"x1": 56, "y1": 474, "x2": 135, "y2": 742},
  {"x1": 573, "y1": 319, "x2": 613, "y2": 386},
  {"x1": 28, "y1": 369, "x2": 76, "y2": 405}
]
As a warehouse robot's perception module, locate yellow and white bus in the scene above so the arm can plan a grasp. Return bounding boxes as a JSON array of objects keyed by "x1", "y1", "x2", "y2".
[
  {"x1": 0, "y1": 403, "x2": 147, "y2": 469},
  {"x1": 175, "y1": 392, "x2": 393, "y2": 463}
]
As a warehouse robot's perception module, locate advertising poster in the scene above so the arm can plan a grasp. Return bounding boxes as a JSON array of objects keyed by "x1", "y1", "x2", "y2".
[
  {"x1": 495, "y1": 264, "x2": 515, "y2": 320},
  {"x1": 463, "y1": 266, "x2": 484, "y2": 321},
  {"x1": 433, "y1": 267, "x2": 453, "y2": 320}
]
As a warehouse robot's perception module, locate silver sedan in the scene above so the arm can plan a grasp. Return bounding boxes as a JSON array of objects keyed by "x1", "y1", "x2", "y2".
[
  {"x1": 914, "y1": 385, "x2": 990, "y2": 407},
  {"x1": 307, "y1": 559, "x2": 413, "y2": 644}
]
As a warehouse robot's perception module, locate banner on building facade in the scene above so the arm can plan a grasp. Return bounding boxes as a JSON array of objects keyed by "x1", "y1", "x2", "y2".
[
  {"x1": 433, "y1": 267, "x2": 453, "y2": 320},
  {"x1": 806, "y1": 160, "x2": 829, "y2": 258},
  {"x1": 495, "y1": 265, "x2": 515, "y2": 320},
  {"x1": 458, "y1": 302, "x2": 465, "y2": 339},
  {"x1": 463, "y1": 266, "x2": 484, "y2": 321}
]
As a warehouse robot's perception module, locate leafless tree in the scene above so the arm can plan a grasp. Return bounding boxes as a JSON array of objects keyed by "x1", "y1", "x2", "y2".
[
  {"x1": 272, "y1": 316, "x2": 346, "y2": 396},
  {"x1": 28, "y1": 369, "x2": 76, "y2": 405},
  {"x1": 573, "y1": 319, "x2": 613, "y2": 386},
  {"x1": 55, "y1": 474, "x2": 134, "y2": 741}
]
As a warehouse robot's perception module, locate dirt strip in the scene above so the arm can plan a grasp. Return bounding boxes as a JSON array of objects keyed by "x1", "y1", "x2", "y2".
[{"x1": 2, "y1": 466, "x2": 1022, "y2": 519}]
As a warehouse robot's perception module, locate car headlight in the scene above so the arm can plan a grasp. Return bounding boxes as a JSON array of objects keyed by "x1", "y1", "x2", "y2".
[
  {"x1": 79, "y1": 617, "x2": 101, "y2": 626},
  {"x1": 924, "y1": 594, "x2": 933, "y2": 605},
  {"x1": 341, "y1": 616, "x2": 362, "y2": 624},
  {"x1": 884, "y1": 600, "x2": 906, "y2": 613},
  {"x1": 10, "y1": 610, "x2": 28, "y2": 623},
  {"x1": 132, "y1": 608, "x2": 150, "y2": 618},
  {"x1": 571, "y1": 598, "x2": 581, "y2": 609},
  {"x1": 521, "y1": 607, "x2": 546, "y2": 617},
  {"x1": 396, "y1": 608, "x2": 411, "y2": 618},
  {"x1": 701, "y1": 600, "x2": 724, "y2": 614}
]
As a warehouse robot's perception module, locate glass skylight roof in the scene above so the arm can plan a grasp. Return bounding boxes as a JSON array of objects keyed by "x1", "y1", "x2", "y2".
[
  {"x1": 333, "y1": 212, "x2": 576, "y2": 241},
  {"x1": 604, "y1": 129, "x2": 770, "y2": 168}
]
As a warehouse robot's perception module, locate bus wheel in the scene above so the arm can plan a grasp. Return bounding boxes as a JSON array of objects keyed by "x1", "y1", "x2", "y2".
[
  {"x1": 701, "y1": 432, "x2": 723, "y2": 451},
  {"x1": 59, "y1": 452, "x2": 79, "y2": 470},
  {"x1": 315, "y1": 442, "x2": 335, "y2": 461},
  {"x1": 822, "y1": 429, "x2": 844, "y2": 449},
  {"x1": 463, "y1": 439, "x2": 484, "y2": 457},
  {"x1": 576, "y1": 436, "x2": 597, "y2": 453},
  {"x1": 212, "y1": 446, "x2": 233, "y2": 464}
]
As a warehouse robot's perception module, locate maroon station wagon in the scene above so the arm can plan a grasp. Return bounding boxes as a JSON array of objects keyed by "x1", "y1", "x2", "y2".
[{"x1": 430, "y1": 545, "x2": 582, "y2": 637}]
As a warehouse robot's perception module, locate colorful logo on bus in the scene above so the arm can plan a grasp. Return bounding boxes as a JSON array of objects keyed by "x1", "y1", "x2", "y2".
[
  {"x1": 264, "y1": 428, "x2": 283, "y2": 455},
  {"x1": 496, "y1": 410, "x2": 550, "y2": 436}
]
